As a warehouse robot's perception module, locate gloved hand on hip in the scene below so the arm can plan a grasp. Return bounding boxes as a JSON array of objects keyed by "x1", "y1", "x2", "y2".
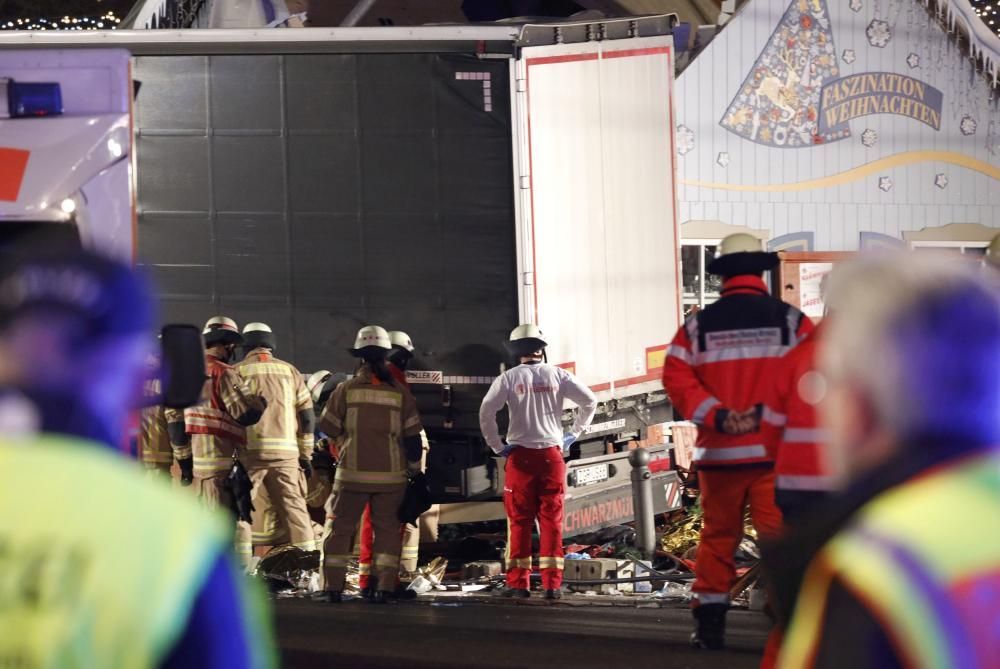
[
  {"x1": 299, "y1": 457, "x2": 313, "y2": 480},
  {"x1": 561, "y1": 433, "x2": 576, "y2": 456},
  {"x1": 178, "y1": 457, "x2": 194, "y2": 486}
]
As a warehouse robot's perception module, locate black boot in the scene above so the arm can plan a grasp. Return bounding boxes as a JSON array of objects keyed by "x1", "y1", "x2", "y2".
[
  {"x1": 499, "y1": 587, "x2": 531, "y2": 599},
  {"x1": 360, "y1": 577, "x2": 378, "y2": 601},
  {"x1": 372, "y1": 590, "x2": 394, "y2": 604},
  {"x1": 314, "y1": 590, "x2": 342, "y2": 604},
  {"x1": 690, "y1": 603, "x2": 728, "y2": 650},
  {"x1": 544, "y1": 589, "x2": 562, "y2": 600}
]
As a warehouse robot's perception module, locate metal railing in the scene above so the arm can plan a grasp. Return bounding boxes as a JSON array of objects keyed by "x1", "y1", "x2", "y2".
[{"x1": 122, "y1": 0, "x2": 213, "y2": 29}]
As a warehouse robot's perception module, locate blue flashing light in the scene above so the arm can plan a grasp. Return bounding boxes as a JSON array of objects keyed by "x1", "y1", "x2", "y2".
[{"x1": 7, "y1": 80, "x2": 63, "y2": 118}]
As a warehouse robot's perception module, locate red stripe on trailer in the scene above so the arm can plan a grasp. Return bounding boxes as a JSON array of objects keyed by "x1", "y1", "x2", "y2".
[{"x1": 0, "y1": 148, "x2": 30, "y2": 202}]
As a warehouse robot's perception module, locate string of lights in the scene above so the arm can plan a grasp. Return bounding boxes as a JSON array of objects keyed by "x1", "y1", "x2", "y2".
[
  {"x1": 970, "y1": 0, "x2": 999, "y2": 36},
  {"x1": 0, "y1": 11, "x2": 121, "y2": 31}
]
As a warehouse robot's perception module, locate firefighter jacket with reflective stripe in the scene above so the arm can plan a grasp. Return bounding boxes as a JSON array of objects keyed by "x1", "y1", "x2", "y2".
[
  {"x1": 236, "y1": 348, "x2": 313, "y2": 466},
  {"x1": 662, "y1": 275, "x2": 814, "y2": 468},
  {"x1": 778, "y1": 452, "x2": 1000, "y2": 669},
  {"x1": 139, "y1": 404, "x2": 173, "y2": 467},
  {"x1": 0, "y1": 435, "x2": 237, "y2": 668},
  {"x1": 319, "y1": 369, "x2": 423, "y2": 492},
  {"x1": 185, "y1": 353, "x2": 255, "y2": 476},
  {"x1": 763, "y1": 322, "x2": 833, "y2": 491}
]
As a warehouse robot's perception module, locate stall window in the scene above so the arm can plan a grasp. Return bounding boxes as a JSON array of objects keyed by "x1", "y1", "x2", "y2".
[{"x1": 681, "y1": 239, "x2": 723, "y2": 317}]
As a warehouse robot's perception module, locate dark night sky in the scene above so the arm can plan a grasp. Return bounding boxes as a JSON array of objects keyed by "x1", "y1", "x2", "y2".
[{"x1": 0, "y1": 0, "x2": 136, "y2": 21}]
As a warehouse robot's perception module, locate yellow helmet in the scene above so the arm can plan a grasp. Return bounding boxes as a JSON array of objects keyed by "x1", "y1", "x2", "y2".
[{"x1": 707, "y1": 233, "x2": 779, "y2": 276}]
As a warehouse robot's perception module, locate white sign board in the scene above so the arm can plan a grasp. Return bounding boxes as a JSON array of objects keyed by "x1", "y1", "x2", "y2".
[{"x1": 799, "y1": 262, "x2": 834, "y2": 319}]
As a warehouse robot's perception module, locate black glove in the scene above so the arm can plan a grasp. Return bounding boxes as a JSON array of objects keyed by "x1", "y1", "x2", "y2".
[
  {"x1": 178, "y1": 457, "x2": 194, "y2": 486},
  {"x1": 299, "y1": 457, "x2": 313, "y2": 479},
  {"x1": 311, "y1": 445, "x2": 334, "y2": 472}
]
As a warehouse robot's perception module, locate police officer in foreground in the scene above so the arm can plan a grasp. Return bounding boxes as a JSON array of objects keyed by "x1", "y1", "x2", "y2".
[
  {"x1": 661, "y1": 233, "x2": 813, "y2": 650},
  {"x1": 479, "y1": 324, "x2": 597, "y2": 599},
  {"x1": 316, "y1": 326, "x2": 424, "y2": 604},
  {"x1": 771, "y1": 253, "x2": 1000, "y2": 668},
  {"x1": 0, "y1": 251, "x2": 274, "y2": 668}
]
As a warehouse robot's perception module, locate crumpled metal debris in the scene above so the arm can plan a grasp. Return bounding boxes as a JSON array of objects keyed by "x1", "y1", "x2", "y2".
[
  {"x1": 407, "y1": 556, "x2": 449, "y2": 594},
  {"x1": 253, "y1": 546, "x2": 321, "y2": 594},
  {"x1": 652, "y1": 581, "x2": 693, "y2": 601}
]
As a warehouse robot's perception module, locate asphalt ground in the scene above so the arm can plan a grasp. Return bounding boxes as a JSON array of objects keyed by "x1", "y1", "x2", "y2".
[{"x1": 274, "y1": 596, "x2": 769, "y2": 669}]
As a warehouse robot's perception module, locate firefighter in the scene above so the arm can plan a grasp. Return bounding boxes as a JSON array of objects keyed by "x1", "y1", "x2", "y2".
[
  {"x1": 661, "y1": 233, "x2": 813, "y2": 650},
  {"x1": 139, "y1": 362, "x2": 175, "y2": 477},
  {"x1": 774, "y1": 254, "x2": 1000, "y2": 668},
  {"x1": 0, "y1": 250, "x2": 274, "y2": 668},
  {"x1": 168, "y1": 317, "x2": 264, "y2": 515},
  {"x1": 479, "y1": 324, "x2": 598, "y2": 599},
  {"x1": 233, "y1": 322, "x2": 318, "y2": 561},
  {"x1": 317, "y1": 326, "x2": 424, "y2": 604}
]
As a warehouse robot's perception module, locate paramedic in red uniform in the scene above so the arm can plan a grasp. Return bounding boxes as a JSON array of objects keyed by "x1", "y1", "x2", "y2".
[
  {"x1": 661, "y1": 233, "x2": 814, "y2": 649},
  {"x1": 479, "y1": 324, "x2": 597, "y2": 599}
]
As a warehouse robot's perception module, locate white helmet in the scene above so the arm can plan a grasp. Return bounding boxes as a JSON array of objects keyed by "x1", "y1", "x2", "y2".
[
  {"x1": 349, "y1": 325, "x2": 391, "y2": 357},
  {"x1": 242, "y1": 322, "x2": 276, "y2": 350},
  {"x1": 306, "y1": 370, "x2": 333, "y2": 404},
  {"x1": 507, "y1": 324, "x2": 547, "y2": 357},
  {"x1": 388, "y1": 330, "x2": 414, "y2": 352},
  {"x1": 202, "y1": 316, "x2": 241, "y2": 346},
  {"x1": 707, "y1": 232, "x2": 778, "y2": 276}
]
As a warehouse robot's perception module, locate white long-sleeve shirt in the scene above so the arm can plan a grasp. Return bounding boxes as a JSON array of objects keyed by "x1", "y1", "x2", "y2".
[{"x1": 479, "y1": 362, "x2": 598, "y2": 454}]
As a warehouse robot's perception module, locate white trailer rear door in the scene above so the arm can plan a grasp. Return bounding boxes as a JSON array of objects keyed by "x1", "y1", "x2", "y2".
[{"x1": 513, "y1": 36, "x2": 682, "y2": 401}]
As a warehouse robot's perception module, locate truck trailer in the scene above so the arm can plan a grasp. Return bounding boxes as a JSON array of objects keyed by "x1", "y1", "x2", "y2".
[{"x1": 0, "y1": 18, "x2": 688, "y2": 537}]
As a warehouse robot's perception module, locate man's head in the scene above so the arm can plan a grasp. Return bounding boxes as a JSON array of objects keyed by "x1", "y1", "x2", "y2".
[
  {"x1": 0, "y1": 251, "x2": 155, "y2": 446},
  {"x1": 202, "y1": 316, "x2": 241, "y2": 362},
  {"x1": 387, "y1": 330, "x2": 415, "y2": 370},
  {"x1": 820, "y1": 253, "x2": 1000, "y2": 482},
  {"x1": 242, "y1": 322, "x2": 276, "y2": 353},
  {"x1": 506, "y1": 324, "x2": 547, "y2": 363},
  {"x1": 707, "y1": 232, "x2": 779, "y2": 279}
]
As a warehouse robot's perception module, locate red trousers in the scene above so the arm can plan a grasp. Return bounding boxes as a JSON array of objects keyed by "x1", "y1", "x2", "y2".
[
  {"x1": 694, "y1": 468, "x2": 782, "y2": 604},
  {"x1": 358, "y1": 504, "x2": 375, "y2": 589},
  {"x1": 504, "y1": 447, "x2": 566, "y2": 590}
]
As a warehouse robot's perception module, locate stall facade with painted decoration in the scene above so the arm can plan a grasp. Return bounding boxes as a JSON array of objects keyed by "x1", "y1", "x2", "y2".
[{"x1": 674, "y1": 0, "x2": 1000, "y2": 302}]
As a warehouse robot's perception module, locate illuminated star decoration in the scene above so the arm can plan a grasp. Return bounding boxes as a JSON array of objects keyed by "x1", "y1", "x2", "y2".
[
  {"x1": 676, "y1": 125, "x2": 695, "y2": 155},
  {"x1": 849, "y1": 0, "x2": 864, "y2": 12},
  {"x1": 843, "y1": 49, "x2": 857, "y2": 64},
  {"x1": 861, "y1": 128, "x2": 878, "y2": 147},
  {"x1": 878, "y1": 176, "x2": 893, "y2": 192},
  {"x1": 935, "y1": 173, "x2": 949, "y2": 189},
  {"x1": 960, "y1": 115, "x2": 978, "y2": 136},
  {"x1": 717, "y1": 152, "x2": 731, "y2": 167},
  {"x1": 906, "y1": 52, "x2": 920, "y2": 69},
  {"x1": 867, "y1": 19, "x2": 892, "y2": 48}
]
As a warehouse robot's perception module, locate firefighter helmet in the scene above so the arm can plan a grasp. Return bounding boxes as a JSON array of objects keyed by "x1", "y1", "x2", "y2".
[
  {"x1": 202, "y1": 316, "x2": 241, "y2": 347},
  {"x1": 388, "y1": 330, "x2": 414, "y2": 353},
  {"x1": 506, "y1": 323, "x2": 547, "y2": 357},
  {"x1": 707, "y1": 232, "x2": 779, "y2": 276},
  {"x1": 242, "y1": 322, "x2": 276, "y2": 351},
  {"x1": 349, "y1": 325, "x2": 391, "y2": 358}
]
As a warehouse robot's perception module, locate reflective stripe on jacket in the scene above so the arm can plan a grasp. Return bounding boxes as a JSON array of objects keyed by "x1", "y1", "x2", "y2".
[
  {"x1": 184, "y1": 354, "x2": 251, "y2": 475},
  {"x1": 236, "y1": 348, "x2": 313, "y2": 465},
  {"x1": 763, "y1": 323, "x2": 834, "y2": 491},
  {"x1": 779, "y1": 452, "x2": 1000, "y2": 669},
  {"x1": 662, "y1": 275, "x2": 814, "y2": 468}
]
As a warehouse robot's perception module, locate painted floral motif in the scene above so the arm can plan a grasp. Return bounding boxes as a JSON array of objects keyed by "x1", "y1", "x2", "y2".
[
  {"x1": 861, "y1": 128, "x2": 878, "y2": 147},
  {"x1": 960, "y1": 115, "x2": 978, "y2": 136},
  {"x1": 866, "y1": 19, "x2": 892, "y2": 48},
  {"x1": 717, "y1": 152, "x2": 731, "y2": 167},
  {"x1": 906, "y1": 52, "x2": 920, "y2": 69},
  {"x1": 849, "y1": 0, "x2": 863, "y2": 12},
  {"x1": 677, "y1": 125, "x2": 695, "y2": 155},
  {"x1": 720, "y1": 0, "x2": 845, "y2": 148},
  {"x1": 934, "y1": 174, "x2": 949, "y2": 189},
  {"x1": 878, "y1": 176, "x2": 893, "y2": 192},
  {"x1": 842, "y1": 49, "x2": 857, "y2": 64}
]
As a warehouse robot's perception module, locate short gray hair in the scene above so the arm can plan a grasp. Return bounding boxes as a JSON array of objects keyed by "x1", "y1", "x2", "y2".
[{"x1": 822, "y1": 252, "x2": 1000, "y2": 444}]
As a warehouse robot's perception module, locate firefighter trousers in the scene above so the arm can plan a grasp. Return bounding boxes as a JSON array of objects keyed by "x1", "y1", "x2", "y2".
[
  {"x1": 693, "y1": 467, "x2": 782, "y2": 604},
  {"x1": 321, "y1": 485, "x2": 406, "y2": 593},
  {"x1": 504, "y1": 447, "x2": 566, "y2": 590},
  {"x1": 235, "y1": 464, "x2": 317, "y2": 564}
]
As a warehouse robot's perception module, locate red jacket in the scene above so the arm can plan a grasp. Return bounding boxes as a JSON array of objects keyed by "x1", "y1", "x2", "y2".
[
  {"x1": 763, "y1": 321, "x2": 833, "y2": 491},
  {"x1": 388, "y1": 362, "x2": 409, "y2": 388},
  {"x1": 662, "y1": 275, "x2": 814, "y2": 468}
]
